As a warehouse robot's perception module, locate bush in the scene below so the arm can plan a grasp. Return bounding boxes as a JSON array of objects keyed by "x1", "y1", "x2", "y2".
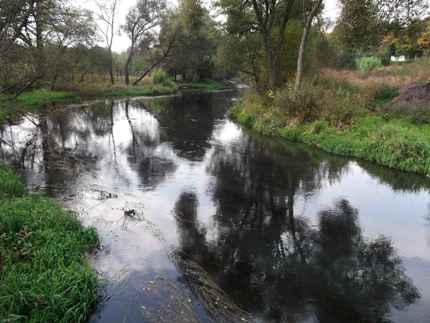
[
  {"x1": 356, "y1": 56, "x2": 383, "y2": 72},
  {"x1": 0, "y1": 165, "x2": 25, "y2": 198},
  {"x1": 272, "y1": 81, "x2": 367, "y2": 128},
  {"x1": 150, "y1": 69, "x2": 178, "y2": 94},
  {"x1": 152, "y1": 69, "x2": 170, "y2": 85}
]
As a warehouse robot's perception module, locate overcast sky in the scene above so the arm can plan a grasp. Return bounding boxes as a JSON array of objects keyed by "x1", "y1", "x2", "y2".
[{"x1": 77, "y1": 0, "x2": 340, "y2": 52}]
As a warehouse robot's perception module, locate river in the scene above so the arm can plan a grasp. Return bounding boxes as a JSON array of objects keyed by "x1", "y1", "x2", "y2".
[{"x1": 1, "y1": 92, "x2": 430, "y2": 323}]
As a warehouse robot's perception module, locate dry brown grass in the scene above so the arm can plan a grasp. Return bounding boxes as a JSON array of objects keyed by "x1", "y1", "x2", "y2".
[{"x1": 322, "y1": 59, "x2": 430, "y2": 89}]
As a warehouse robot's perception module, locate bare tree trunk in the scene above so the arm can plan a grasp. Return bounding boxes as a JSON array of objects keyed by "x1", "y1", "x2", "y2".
[
  {"x1": 265, "y1": 38, "x2": 277, "y2": 90},
  {"x1": 133, "y1": 31, "x2": 177, "y2": 86},
  {"x1": 295, "y1": 0, "x2": 323, "y2": 92},
  {"x1": 124, "y1": 45, "x2": 134, "y2": 86},
  {"x1": 35, "y1": 0, "x2": 45, "y2": 86},
  {"x1": 109, "y1": 48, "x2": 115, "y2": 85}
]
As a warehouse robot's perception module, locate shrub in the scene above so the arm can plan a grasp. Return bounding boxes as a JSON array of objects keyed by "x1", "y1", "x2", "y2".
[
  {"x1": 356, "y1": 56, "x2": 383, "y2": 73},
  {"x1": 150, "y1": 69, "x2": 177, "y2": 94},
  {"x1": 272, "y1": 81, "x2": 366, "y2": 128},
  {"x1": 152, "y1": 69, "x2": 170, "y2": 85},
  {"x1": 0, "y1": 165, "x2": 25, "y2": 198}
]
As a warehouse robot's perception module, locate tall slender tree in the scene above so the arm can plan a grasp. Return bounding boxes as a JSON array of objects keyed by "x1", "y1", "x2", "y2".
[
  {"x1": 295, "y1": 0, "x2": 323, "y2": 91},
  {"x1": 123, "y1": 0, "x2": 165, "y2": 85},
  {"x1": 94, "y1": 0, "x2": 120, "y2": 84}
]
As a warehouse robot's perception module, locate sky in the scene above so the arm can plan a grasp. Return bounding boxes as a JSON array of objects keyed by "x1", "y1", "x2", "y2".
[{"x1": 77, "y1": 0, "x2": 340, "y2": 52}]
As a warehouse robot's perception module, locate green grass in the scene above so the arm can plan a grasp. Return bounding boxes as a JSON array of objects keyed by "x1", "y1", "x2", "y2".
[
  {"x1": 182, "y1": 79, "x2": 227, "y2": 91},
  {"x1": 0, "y1": 164, "x2": 99, "y2": 323},
  {"x1": 0, "y1": 83, "x2": 180, "y2": 123},
  {"x1": 231, "y1": 105, "x2": 430, "y2": 176},
  {"x1": 81, "y1": 83, "x2": 179, "y2": 98},
  {"x1": 0, "y1": 78, "x2": 226, "y2": 123},
  {"x1": 0, "y1": 90, "x2": 79, "y2": 123},
  {"x1": 15, "y1": 90, "x2": 79, "y2": 107}
]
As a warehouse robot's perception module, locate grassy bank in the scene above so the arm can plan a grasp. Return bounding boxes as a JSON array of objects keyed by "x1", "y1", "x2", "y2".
[
  {"x1": 0, "y1": 82, "x2": 178, "y2": 123},
  {"x1": 231, "y1": 60, "x2": 430, "y2": 176},
  {"x1": 0, "y1": 78, "x2": 231, "y2": 123},
  {"x1": 181, "y1": 79, "x2": 228, "y2": 91},
  {"x1": 0, "y1": 164, "x2": 99, "y2": 322}
]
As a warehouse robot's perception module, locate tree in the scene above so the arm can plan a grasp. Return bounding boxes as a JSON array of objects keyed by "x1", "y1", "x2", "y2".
[
  {"x1": 0, "y1": 0, "x2": 30, "y2": 56},
  {"x1": 219, "y1": 0, "x2": 298, "y2": 90},
  {"x1": 158, "y1": 0, "x2": 218, "y2": 82},
  {"x1": 295, "y1": 0, "x2": 323, "y2": 91},
  {"x1": 0, "y1": 0, "x2": 97, "y2": 93},
  {"x1": 375, "y1": 0, "x2": 428, "y2": 25},
  {"x1": 133, "y1": 25, "x2": 176, "y2": 85},
  {"x1": 94, "y1": 0, "x2": 120, "y2": 84},
  {"x1": 47, "y1": 7, "x2": 96, "y2": 88},
  {"x1": 123, "y1": 0, "x2": 165, "y2": 85},
  {"x1": 335, "y1": 0, "x2": 380, "y2": 53},
  {"x1": 334, "y1": 0, "x2": 428, "y2": 56}
]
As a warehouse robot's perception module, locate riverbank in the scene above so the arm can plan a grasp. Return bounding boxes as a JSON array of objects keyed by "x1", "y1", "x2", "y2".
[
  {"x1": 0, "y1": 164, "x2": 99, "y2": 322},
  {"x1": 0, "y1": 79, "x2": 229, "y2": 123},
  {"x1": 231, "y1": 61, "x2": 430, "y2": 176}
]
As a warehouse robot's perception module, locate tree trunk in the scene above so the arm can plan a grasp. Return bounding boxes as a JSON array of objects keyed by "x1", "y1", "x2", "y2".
[
  {"x1": 109, "y1": 48, "x2": 115, "y2": 85},
  {"x1": 124, "y1": 45, "x2": 134, "y2": 86},
  {"x1": 295, "y1": 0, "x2": 323, "y2": 92},
  {"x1": 264, "y1": 36, "x2": 277, "y2": 90},
  {"x1": 35, "y1": 0, "x2": 45, "y2": 86},
  {"x1": 133, "y1": 33, "x2": 177, "y2": 86}
]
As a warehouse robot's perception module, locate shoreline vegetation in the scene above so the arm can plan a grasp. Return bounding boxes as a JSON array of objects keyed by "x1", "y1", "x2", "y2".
[
  {"x1": 0, "y1": 164, "x2": 99, "y2": 322},
  {"x1": 0, "y1": 78, "x2": 230, "y2": 123},
  {"x1": 230, "y1": 60, "x2": 430, "y2": 177}
]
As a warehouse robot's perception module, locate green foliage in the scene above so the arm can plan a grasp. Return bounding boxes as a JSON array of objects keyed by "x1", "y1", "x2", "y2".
[
  {"x1": 233, "y1": 99, "x2": 430, "y2": 175},
  {"x1": 16, "y1": 90, "x2": 79, "y2": 107},
  {"x1": 335, "y1": 0, "x2": 379, "y2": 53},
  {"x1": 0, "y1": 165, "x2": 25, "y2": 198},
  {"x1": 161, "y1": 0, "x2": 218, "y2": 81},
  {"x1": 152, "y1": 68, "x2": 170, "y2": 85},
  {"x1": 185, "y1": 79, "x2": 226, "y2": 91},
  {"x1": 280, "y1": 116, "x2": 430, "y2": 175},
  {"x1": 149, "y1": 69, "x2": 178, "y2": 94},
  {"x1": 0, "y1": 164, "x2": 98, "y2": 322},
  {"x1": 355, "y1": 56, "x2": 383, "y2": 72},
  {"x1": 0, "y1": 91, "x2": 79, "y2": 123},
  {"x1": 231, "y1": 70, "x2": 430, "y2": 176},
  {"x1": 0, "y1": 82, "x2": 180, "y2": 121},
  {"x1": 371, "y1": 85, "x2": 399, "y2": 107},
  {"x1": 271, "y1": 79, "x2": 367, "y2": 128}
]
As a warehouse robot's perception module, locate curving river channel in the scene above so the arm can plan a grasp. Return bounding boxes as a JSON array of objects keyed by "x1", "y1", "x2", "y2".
[{"x1": 1, "y1": 92, "x2": 430, "y2": 323}]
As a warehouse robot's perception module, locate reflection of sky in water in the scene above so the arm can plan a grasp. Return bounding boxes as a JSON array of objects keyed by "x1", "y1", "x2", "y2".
[
  {"x1": 1, "y1": 94, "x2": 430, "y2": 323},
  {"x1": 304, "y1": 163, "x2": 430, "y2": 260}
]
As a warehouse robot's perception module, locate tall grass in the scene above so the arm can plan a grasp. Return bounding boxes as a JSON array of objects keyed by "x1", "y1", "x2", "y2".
[
  {"x1": 355, "y1": 56, "x2": 383, "y2": 72},
  {"x1": 230, "y1": 61, "x2": 430, "y2": 176},
  {"x1": 0, "y1": 164, "x2": 99, "y2": 322}
]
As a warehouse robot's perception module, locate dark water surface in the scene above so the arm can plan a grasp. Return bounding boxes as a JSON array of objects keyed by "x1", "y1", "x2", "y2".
[{"x1": 1, "y1": 92, "x2": 430, "y2": 323}]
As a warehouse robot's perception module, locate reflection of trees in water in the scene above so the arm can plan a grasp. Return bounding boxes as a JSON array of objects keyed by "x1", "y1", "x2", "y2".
[
  {"x1": 357, "y1": 159, "x2": 430, "y2": 193},
  {"x1": 173, "y1": 191, "x2": 252, "y2": 323},
  {"x1": 148, "y1": 93, "x2": 230, "y2": 162},
  {"x1": 124, "y1": 100, "x2": 178, "y2": 189},
  {"x1": 173, "y1": 135, "x2": 420, "y2": 323},
  {"x1": 0, "y1": 105, "x2": 111, "y2": 194}
]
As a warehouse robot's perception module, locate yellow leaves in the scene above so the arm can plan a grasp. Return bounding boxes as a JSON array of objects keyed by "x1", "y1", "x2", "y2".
[
  {"x1": 417, "y1": 21, "x2": 430, "y2": 49},
  {"x1": 382, "y1": 33, "x2": 400, "y2": 46},
  {"x1": 266, "y1": 89, "x2": 275, "y2": 99}
]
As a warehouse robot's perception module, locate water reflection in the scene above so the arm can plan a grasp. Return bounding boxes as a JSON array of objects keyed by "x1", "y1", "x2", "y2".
[
  {"x1": 174, "y1": 190, "x2": 420, "y2": 322},
  {"x1": 0, "y1": 93, "x2": 428, "y2": 323}
]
